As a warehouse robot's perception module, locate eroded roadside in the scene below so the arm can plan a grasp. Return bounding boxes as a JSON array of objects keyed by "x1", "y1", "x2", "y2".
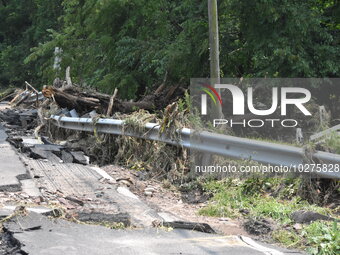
[
  {"x1": 102, "y1": 164, "x2": 249, "y2": 236},
  {"x1": 0, "y1": 100, "x2": 248, "y2": 235},
  {"x1": 0, "y1": 101, "x2": 302, "y2": 255},
  {"x1": 0, "y1": 98, "x2": 249, "y2": 235}
]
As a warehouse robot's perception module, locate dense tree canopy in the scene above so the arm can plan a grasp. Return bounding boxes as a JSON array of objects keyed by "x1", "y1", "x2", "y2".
[{"x1": 0, "y1": 0, "x2": 339, "y2": 99}]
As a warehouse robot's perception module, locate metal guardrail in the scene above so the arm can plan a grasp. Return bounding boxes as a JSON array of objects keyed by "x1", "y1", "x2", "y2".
[
  {"x1": 25, "y1": 92, "x2": 44, "y2": 103},
  {"x1": 310, "y1": 124, "x2": 340, "y2": 141},
  {"x1": 51, "y1": 115, "x2": 340, "y2": 179},
  {"x1": 51, "y1": 115, "x2": 191, "y2": 147}
]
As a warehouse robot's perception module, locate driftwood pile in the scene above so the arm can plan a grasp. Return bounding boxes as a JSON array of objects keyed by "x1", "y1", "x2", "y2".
[
  {"x1": 6, "y1": 63, "x2": 183, "y2": 118},
  {"x1": 5, "y1": 84, "x2": 43, "y2": 108},
  {"x1": 3, "y1": 73, "x2": 185, "y2": 149},
  {"x1": 40, "y1": 82, "x2": 182, "y2": 116}
]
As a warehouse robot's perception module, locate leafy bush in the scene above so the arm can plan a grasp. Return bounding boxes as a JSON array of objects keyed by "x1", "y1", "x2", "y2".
[
  {"x1": 2, "y1": 0, "x2": 338, "y2": 97},
  {"x1": 303, "y1": 221, "x2": 339, "y2": 255},
  {"x1": 324, "y1": 132, "x2": 340, "y2": 154}
]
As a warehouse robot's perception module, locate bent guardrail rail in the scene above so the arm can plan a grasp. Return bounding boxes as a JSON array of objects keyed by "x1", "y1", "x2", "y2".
[{"x1": 50, "y1": 115, "x2": 340, "y2": 179}]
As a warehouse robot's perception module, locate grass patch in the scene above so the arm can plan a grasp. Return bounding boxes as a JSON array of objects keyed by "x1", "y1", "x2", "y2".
[
  {"x1": 272, "y1": 229, "x2": 302, "y2": 247},
  {"x1": 303, "y1": 221, "x2": 339, "y2": 255},
  {"x1": 199, "y1": 177, "x2": 338, "y2": 254},
  {"x1": 199, "y1": 178, "x2": 330, "y2": 221},
  {"x1": 324, "y1": 132, "x2": 340, "y2": 154}
]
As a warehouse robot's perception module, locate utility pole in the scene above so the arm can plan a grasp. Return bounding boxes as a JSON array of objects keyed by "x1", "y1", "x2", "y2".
[
  {"x1": 208, "y1": 0, "x2": 223, "y2": 118},
  {"x1": 197, "y1": 0, "x2": 223, "y2": 169}
]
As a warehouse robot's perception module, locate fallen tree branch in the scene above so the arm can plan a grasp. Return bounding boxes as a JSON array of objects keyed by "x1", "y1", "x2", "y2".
[
  {"x1": 25, "y1": 81, "x2": 38, "y2": 94},
  {"x1": 0, "y1": 92, "x2": 15, "y2": 102},
  {"x1": 9, "y1": 90, "x2": 25, "y2": 105},
  {"x1": 107, "y1": 88, "x2": 118, "y2": 116},
  {"x1": 25, "y1": 81, "x2": 40, "y2": 107},
  {"x1": 65, "y1": 66, "x2": 72, "y2": 87}
]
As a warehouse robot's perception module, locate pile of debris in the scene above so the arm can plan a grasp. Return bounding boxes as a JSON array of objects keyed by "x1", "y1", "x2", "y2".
[
  {"x1": 7, "y1": 77, "x2": 184, "y2": 115},
  {"x1": 0, "y1": 75, "x2": 187, "y2": 175},
  {"x1": 44, "y1": 66, "x2": 184, "y2": 115},
  {"x1": 0, "y1": 107, "x2": 88, "y2": 165}
]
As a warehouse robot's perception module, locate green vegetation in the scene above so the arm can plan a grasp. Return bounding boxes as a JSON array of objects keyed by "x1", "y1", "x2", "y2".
[
  {"x1": 271, "y1": 221, "x2": 340, "y2": 254},
  {"x1": 1, "y1": 0, "x2": 339, "y2": 98},
  {"x1": 199, "y1": 178, "x2": 330, "y2": 220},
  {"x1": 0, "y1": 86, "x2": 15, "y2": 99},
  {"x1": 0, "y1": 0, "x2": 62, "y2": 88},
  {"x1": 324, "y1": 132, "x2": 340, "y2": 154},
  {"x1": 198, "y1": 177, "x2": 339, "y2": 254},
  {"x1": 303, "y1": 221, "x2": 339, "y2": 255}
]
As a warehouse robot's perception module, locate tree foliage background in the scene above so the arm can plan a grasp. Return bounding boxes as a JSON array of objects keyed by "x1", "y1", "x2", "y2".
[{"x1": 0, "y1": 0, "x2": 339, "y2": 99}]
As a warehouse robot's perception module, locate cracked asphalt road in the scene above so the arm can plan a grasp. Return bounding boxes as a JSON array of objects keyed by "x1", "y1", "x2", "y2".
[{"x1": 3, "y1": 212, "x2": 296, "y2": 255}]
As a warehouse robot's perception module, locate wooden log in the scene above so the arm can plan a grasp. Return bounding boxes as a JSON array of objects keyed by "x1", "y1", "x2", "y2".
[
  {"x1": 165, "y1": 85, "x2": 179, "y2": 101},
  {"x1": 65, "y1": 66, "x2": 72, "y2": 87},
  {"x1": 42, "y1": 81, "x2": 183, "y2": 115},
  {"x1": 0, "y1": 92, "x2": 15, "y2": 102},
  {"x1": 25, "y1": 81, "x2": 38, "y2": 94},
  {"x1": 9, "y1": 90, "x2": 25, "y2": 105},
  {"x1": 42, "y1": 86, "x2": 104, "y2": 113},
  {"x1": 25, "y1": 81, "x2": 40, "y2": 107},
  {"x1": 107, "y1": 88, "x2": 118, "y2": 116}
]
